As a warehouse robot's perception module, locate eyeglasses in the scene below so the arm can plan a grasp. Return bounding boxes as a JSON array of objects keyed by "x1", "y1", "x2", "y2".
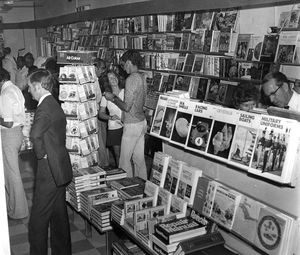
[{"x1": 265, "y1": 85, "x2": 282, "y2": 98}]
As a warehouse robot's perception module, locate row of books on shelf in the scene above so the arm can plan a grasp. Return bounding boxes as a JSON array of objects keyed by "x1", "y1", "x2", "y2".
[
  {"x1": 58, "y1": 65, "x2": 98, "y2": 84},
  {"x1": 150, "y1": 95, "x2": 300, "y2": 184},
  {"x1": 112, "y1": 167, "x2": 297, "y2": 254},
  {"x1": 111, "y1": 10, "x2": 238, "y2": 34},
  {"x1": 111, "y1": 31, "x2": 300, "y2": 65}
]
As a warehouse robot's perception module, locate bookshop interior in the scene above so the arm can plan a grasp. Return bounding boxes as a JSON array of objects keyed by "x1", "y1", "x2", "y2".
[{"x1": 1, "y1": 0, "x2": 300, "y2": 254}]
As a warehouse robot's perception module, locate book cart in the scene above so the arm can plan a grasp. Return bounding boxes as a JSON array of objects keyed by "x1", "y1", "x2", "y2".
[{"x1": 37, "y1": 1, "x2": 300, "y2": 254}]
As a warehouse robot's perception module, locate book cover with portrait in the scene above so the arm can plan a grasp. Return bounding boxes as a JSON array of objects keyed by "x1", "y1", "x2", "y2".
[{"x1": 260, "y1": 34, "x2": 279, "y2": 62}]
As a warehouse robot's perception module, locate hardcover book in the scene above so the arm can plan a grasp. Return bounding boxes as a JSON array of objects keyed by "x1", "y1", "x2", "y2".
[
  {"x1": 170, "y1": 100, "x2": 194, "y2": 146},
  {"x1": 177, "y1": 164, "x2": 202, "y2": 206},
  {"x1": 159, "y1": 97, "x2": 180, "y2": 139},
  {"x1": 149, "y1": 151, "x2": 171, "y2": 187},
  {"x1": 210, "y1": 184, "x2": 242, "y2": 230},
  {"x1": 249, "y1": 114, "x2": 300, "y2": 184},
  {"x1": 154, "y1": 216, "x2": 207, "y2": 244},
  {"x1": 231, "y1": 195, "x2": 264, "y2": 243}
]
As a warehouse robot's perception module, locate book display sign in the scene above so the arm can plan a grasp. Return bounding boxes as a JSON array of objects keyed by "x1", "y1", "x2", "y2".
[{"x1": 151, "y1": 95, "x2": 300, "y2": 184}]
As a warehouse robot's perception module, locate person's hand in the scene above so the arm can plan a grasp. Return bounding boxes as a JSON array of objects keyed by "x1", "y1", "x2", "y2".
[
  {"x1": 104, "y1": 92, "x2": 115, "y2": 101},
  {"x1": 110, "y1": 115, "x2": 120, "y2": 121}
]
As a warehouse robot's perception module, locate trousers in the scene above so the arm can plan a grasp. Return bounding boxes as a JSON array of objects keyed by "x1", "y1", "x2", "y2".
[
  {"x1": 119, "y1": 119, "x2": 147, "y2": 180},
  {"x1": 1, "y1": 126, "x2": 28, "y2": 219}
]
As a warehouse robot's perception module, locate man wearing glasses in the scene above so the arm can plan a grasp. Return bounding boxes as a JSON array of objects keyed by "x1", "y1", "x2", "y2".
[{"x1": 262, "y1": 71, "x2": 300, "y2": 111}]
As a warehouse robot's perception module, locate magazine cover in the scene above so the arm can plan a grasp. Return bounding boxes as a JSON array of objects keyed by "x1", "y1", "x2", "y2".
[
  {"x1": 211, "y1": 10, "x2": 239, "y2": 32},
  {"x1": 249, "y1": 114, "x2": 300, "y2": 183},
  {"x1": 189, "y1": 30, "x2": 206, "y2": 51},
  {"x1": 275, "y1": 31, "x2": 299, "y2": 63},
  {"x1": 191, "y1": 54, "x2": 205, "y2": 74},
  {"x1": 235, "y1": 34, "x2": 252, "y2": 60},
  {"x1": 205, "y1": 79, "x2": 227, "y2": 105},
  {"x1": 173, "y1": 75, "x2": 192, "y2": 92},
  {"x1": 192, "y1": 11, "x2": 214, "y2": 31}
]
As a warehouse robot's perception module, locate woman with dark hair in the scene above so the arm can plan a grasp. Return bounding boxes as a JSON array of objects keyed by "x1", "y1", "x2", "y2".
[
  {"x1": 232, "y1": 82, "x2": 259, "y2": 112},
  {"x1": 99, "y1": 70, "x2": 125, "y2": 166},
  {"x1": 0, "y1": 68, "x2": 28, "y2": 219}
]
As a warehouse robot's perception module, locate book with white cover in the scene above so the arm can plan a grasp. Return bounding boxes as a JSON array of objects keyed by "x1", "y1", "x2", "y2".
[
  {"x1": 149, "y1": 151, "x2": 171, "y2": 187},
  {"x1": 157, "y1": 187, "x2": 172, "y2": 214},
  {"x1": 144, "y1": 180, "x2": 159, "y2": 206},
  {"x1": 169, "y1": 194, "x2": 187, "y2": 219},
  {"x1": 150, "y1": 95, "x2": 168, "y2": 136},
  {"x1": 229, "y1": 111, "x2": 261, "y2": 169},
  {"x1": 163, "y1": 158, "x2": 185, "y2": 195},
  {"x1": 249, "y1": 114, "x2": 300, "y2": 184},
  {"x1": 232, "y1": 195, "x2": 265, "y2": 243},
  {"x1": 177, "y1": 164, "x2": 202, "y2": 206},
  {"x1": 210, "y1": 184, "x2": 242, "y2": 230},
  {"x1": 202, "y1": 180, "x2": 219, "y2": 218}
]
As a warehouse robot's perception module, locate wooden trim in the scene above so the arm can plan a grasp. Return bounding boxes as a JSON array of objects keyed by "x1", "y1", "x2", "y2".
[{"x1": 0, "y1": 0, "x2": 298, "y2": 29}]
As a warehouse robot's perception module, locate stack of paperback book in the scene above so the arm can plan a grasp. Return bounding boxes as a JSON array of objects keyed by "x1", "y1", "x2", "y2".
[
  {"x1": 79, "y1": 186, "x2": 118, "y2": 218},
  {"x1": 110, "y1": 177, "x2": 145, "y2": 200},
  {"x1": 66, "y1": 166, "x2": 106, "y2": 211},
  {"x1": 111, "y1": 200, "x2": 125, "y2": 225},
  {"x1": 90, "y1": 201, "x2": 116, "y2": 232},
  {"x1": 112, "y1": 239, "x2": 146, "y2": 255},
  {"x1": 101, "y1": 166, "x2": 127, "y2": 181}
]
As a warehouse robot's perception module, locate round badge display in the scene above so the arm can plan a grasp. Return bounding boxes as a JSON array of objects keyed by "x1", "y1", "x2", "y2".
[{"x1": 257, "y1": 215, "x2": 281, "y2": 250}]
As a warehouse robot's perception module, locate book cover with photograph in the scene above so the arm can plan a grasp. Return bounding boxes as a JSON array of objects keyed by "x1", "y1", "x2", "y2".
[
  {"x1": 150, "y1": 95, "x2": 168, "y2": 136},
  {"x1": 192, "y1": 11, "x2": 214, "y2": 31},
  {"x1": 211, "y1": 184, "x2": 242, "y2": 230},
  {"x1": 235, "y1": 34, "x2": 252, "y2": 60},
  {"x1": 189, "y1": 77, "x2": 209, "y2": 101},
  {"x1": 163, "y1": 158, "x2": 184, "y2": 195},
  {"x1": 229, "y1": 112, "x2": 260, "y2": 168},
  {"x1": 170, "y1": 100, "x2": 194, "y2": 146},
  {"x1": 186, "y1": 114, "x2": 213, "y2": 153},
  {"x1": 232, "y1": 195, "x2": 264, "y2": 243},
  {"x1": 211, "y1": 10, "x2": 239, "y2": 32},
  {"x1": 207, "y1": 119, "x2": 236, "y2": 160},
  {"x1": 287, "y1": 9, "x2": 300, "y2": 29},
  {"x1": 191, "y1": 54, "x2": 205, "y2": 74},
  {"x1": 218, "y1": 30, "x2": 232, "y2": 53},
  {"x1": 275, "y1": 31, "x2": 299, "y2": 63},
  {"x1": 173, "y1": 75, "x2": 192, "y2": 92},
  {"x1": 205, "y1": 79, "x2": 227, "y2": 104},
  {"x1": 249, "y1": 114, "x2": 300, "y2": 184},
  {"x1": 260, "y1": 34, "x2": 279, "y2": 62},
  {"x1": 159, "y1": 97, "x2": 180, "y2": 139},
  {"x1": 189, "y1": 30, "x2": 206, "y2": 51},
  {"x1": 177, "y1": 164, "x2": 202, "y2": 206}
]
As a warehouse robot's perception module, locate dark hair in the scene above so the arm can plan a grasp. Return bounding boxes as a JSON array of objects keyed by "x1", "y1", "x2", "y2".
[
  {"x1": 28, "y1": 69, "x2": 54, "y2": 92},
  {"x1": 0, "y1": 68, "x2": 11, "y2": 82},
  {"x1": 94, "y1": 58, "x2": 106, "y2": 70},
  {"x1": 121, "y1": 50, "x2": 143, "y2": 68},
  {"x1": 3, "y1": 47, "x2": 11, "y2": 56},
  {"x1": 263, "y1": 71, "x2": 290, "y2": 88},
  {"x1": 232, "y1": 82, "x2": 258, "y2": 109}
]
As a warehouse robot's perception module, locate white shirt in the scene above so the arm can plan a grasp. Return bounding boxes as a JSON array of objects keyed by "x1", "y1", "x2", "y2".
[
  {"x1": 0, "y1": 80, "x2": 25, "y2": 128},
  {"x1": 288, "y1": 91, "x2": 300, "y2": 112},
  {"x1": 2, "y1": 55, "x2": 17, "y2": 84},
  {"x1": 100, "y1": 89, "x2": 124, "y2": 130}
]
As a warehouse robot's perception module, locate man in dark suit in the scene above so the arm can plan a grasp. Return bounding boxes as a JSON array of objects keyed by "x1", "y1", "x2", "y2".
[{"x1": 28, "y1": 69, "x2": 72, "y2": 255}]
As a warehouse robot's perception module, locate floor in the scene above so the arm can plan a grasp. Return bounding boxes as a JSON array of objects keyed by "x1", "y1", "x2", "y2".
[{"x1": 8, "y1": 152, "x2": 108, "y2": 255}]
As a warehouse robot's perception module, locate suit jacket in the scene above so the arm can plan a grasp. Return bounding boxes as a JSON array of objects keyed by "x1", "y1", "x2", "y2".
[{"x1": 30, "y1": 95, "x2": 73, "y2": 186}]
